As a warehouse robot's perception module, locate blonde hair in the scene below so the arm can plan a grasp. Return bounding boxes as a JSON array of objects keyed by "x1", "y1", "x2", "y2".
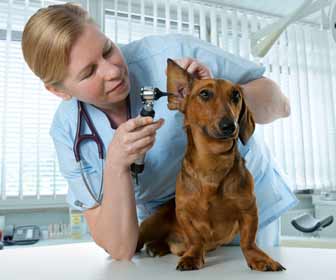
[{"x1": 22, "y1": 3, "x2": 94, "y2": 86}]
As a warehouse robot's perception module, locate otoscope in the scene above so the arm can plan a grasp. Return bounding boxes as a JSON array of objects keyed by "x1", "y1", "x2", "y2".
[{"x1": 130, "y1": 87, "x2": 172, "y2": 184}]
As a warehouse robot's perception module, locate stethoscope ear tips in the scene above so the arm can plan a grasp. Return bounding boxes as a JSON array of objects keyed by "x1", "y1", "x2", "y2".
[{"x1": 74, "y1": 200, "x2": 87, "y2": 209}]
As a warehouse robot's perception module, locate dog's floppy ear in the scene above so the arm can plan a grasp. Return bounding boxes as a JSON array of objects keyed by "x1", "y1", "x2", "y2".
[
  {"x1": 238, "y1": 94, "x2": 255, "y2": 145},
  {"x1": 167, "y1": 58, "x2": 193, "y2": 112}
]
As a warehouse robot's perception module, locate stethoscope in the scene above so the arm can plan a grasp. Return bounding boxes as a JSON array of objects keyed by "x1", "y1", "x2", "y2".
[
  {"x1": 73, "y1": 101, "x2": 105, "y2": 209},
  {"x1": 72, "y1": 88, "x2": 171, "y2": 210}
]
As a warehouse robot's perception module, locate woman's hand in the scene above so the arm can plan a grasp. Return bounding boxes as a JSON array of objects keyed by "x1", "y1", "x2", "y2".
[
  {"x1": 167, "y1": 58, "x2": 213, "y2": 79},
  {"x1": 106, "y1": 117, "x2": 164, "y2": 170}
]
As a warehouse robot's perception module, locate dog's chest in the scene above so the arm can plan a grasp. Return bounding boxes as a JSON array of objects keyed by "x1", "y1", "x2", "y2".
[
  {"x1": 210, "y1": 196, "x2": 240, "y2": 230},
  {"x1": 189, "y1": 195, "x2": 241, "y2": 248}
]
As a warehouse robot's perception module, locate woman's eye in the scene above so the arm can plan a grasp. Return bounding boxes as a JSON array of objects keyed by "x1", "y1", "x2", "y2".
[
  {"x1": 231, "y1": 89, "x2": 240, "y2": 103},
  {"x1": 82, "y1": 66, "x2": 95, "y2": 80},
  {"x1": 199, "y1": 89, "x2": 213, "y2": 101},
  {"x1": 103, "y1": 46, "x2": 113, "y2": 58}
]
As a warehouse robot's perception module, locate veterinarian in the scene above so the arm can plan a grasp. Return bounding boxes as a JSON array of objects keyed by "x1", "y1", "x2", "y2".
[{"x1": 22, "y1": 3, "x2": 298, "y2": 260}]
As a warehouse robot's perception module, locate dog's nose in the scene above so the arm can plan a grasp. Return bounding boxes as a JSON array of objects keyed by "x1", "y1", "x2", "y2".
[{"x1": 219, "y1": 118, "x2": 236, "y2": 136}]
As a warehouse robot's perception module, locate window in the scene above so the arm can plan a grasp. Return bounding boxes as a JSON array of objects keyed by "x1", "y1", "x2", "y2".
[
  {"x1": 104, "y1": 0, "x2": 336, "y2": 192},
  {"x1": 0, "y1": 0, "x2": 70, "y2": 202},
  {"x1": 1, "y1": 0, "x2": 335, "y2": 207}
]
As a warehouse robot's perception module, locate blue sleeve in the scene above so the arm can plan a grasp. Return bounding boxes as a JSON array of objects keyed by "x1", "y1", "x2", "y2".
[
  {"x1": 49, "y1": 123, "x2": 99, "y2": 211},
  {"x1": 175, "y1": 34, "x2": 265, "y2": 84}
]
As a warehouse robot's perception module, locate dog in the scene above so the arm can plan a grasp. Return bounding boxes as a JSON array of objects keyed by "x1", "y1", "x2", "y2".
[{"x1": 136, "y1": 59, "x2": 285, "y2": 272}]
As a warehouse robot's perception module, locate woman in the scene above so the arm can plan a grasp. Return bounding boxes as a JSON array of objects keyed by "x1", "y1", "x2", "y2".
[{"x1": 22, "y1": 3, "x2": 297, "y2": 260}]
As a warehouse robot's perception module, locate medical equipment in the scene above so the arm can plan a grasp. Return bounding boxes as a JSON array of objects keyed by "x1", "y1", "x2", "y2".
[
  {"x1": 73, "y1": 101, "x2": 104, "y2": 209},
  {"x1": 70, "y1": 212, "x2": 86, "y2": 239},
  {"x1": 251, "y1": 0, "x2": 334, "y2": 57},
  {"x1": 3, "y1": 225, "x2": 41, "y2": 246},
  {"x1": 291, "y1": 213, "x2": 334, "y2": 237},
  {"x1": 320, "y1": 190, "x2": 336, "y2": 201},
  {"x1": 73, "y1": 88, "x2": 171, "y2": 209},
  {"x1": 130, "y1": 87, "x2": 171, "y2": 184}
]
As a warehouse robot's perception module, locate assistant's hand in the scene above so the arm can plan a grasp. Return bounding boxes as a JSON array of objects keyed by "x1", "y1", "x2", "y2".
[
  {"x1": 106, "y1": 116, "x2": 164, "y2": 170},
  {"x1": 166, "y1": 58, "x2": 213, "y2": 79}
]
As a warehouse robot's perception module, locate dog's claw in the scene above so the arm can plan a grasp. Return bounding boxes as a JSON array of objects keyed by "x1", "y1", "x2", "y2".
[
  {"x1": 277, "y1": 264, "x2": 286, "y2": 271},
  {"x1": 248, "y1": 260, "x2": 286, "y2": 272},
  {"x1": 176, "y1": 263, "x2": 200, "y2": 271},
  {"x1": 265, "y1": 264, "x2": 272, "y2": 271},
  {"x1": 146, "y1": 246, "x2": 156, "y2": 257},
  {"x1": 176, "y1": 256, "x2": 204, "y2": 271}
]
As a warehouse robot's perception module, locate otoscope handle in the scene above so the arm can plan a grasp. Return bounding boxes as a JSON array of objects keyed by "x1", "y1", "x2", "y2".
[
  {"x1": 140, "y1": 108, "x2": 155, "y2": 118},
  {"x1": 130, "y1": 107, "x2": 155, "y2": 184}
]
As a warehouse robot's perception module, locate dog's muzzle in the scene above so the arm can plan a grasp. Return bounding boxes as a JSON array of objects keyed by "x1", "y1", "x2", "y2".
[
  {"x1": 218, "y1": 118, "x2": 237, "y2": 138},
  {"x1": 203, "y1": 118, "x2": 238, "y2": 140}
]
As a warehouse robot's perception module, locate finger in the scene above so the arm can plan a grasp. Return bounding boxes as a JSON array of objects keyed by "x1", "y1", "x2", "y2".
[
  {"x1": 175, "y1": 58, "x2": 192, "y2": 70},
  {"x1": 185, "y1": 61, "x2": 199, "y2": 75},
  {"x1": 129, "y1": 141, "x2": 155, "y2": 164},
  {"x1": 127, "y1": 135, "x2": 155, "y2": 155},
  {"x1": 186, "y1": 61, "x2": 212, "y2": 79},
  {"x1": 137, "y1": 141, "x2": 155, "y2": 156},
  {"x1": 127, "y1": 119, "x2": 164, "y2": 143},
  {"x1": 124, "y1": 116, "x2": 153, "y2": 132}
]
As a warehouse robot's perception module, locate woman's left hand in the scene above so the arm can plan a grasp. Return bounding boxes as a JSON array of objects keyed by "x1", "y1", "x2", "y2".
[{"x1": 166, "y1": 58, "x2": 213, "y2": 79}]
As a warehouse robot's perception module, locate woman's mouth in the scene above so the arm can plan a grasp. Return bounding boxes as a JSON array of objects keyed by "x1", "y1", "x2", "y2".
[{"x1": 106, "y1": 79, "x2": 127, "y2": 95}]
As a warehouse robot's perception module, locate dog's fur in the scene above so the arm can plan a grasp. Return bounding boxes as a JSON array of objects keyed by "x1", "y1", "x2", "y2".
[{"x1": 136, "y1": 59, "x2": 285, "y2": 272}]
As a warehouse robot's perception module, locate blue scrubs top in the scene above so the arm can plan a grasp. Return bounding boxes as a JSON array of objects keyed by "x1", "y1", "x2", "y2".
[{"x1": 50, "y1": 34, "x2": 298, "y2": 229}]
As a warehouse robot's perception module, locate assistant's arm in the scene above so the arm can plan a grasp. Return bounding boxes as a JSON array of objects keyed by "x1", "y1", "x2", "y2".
[{"x1": 241, "y1": 77, "x2": 290, "y2": 124}]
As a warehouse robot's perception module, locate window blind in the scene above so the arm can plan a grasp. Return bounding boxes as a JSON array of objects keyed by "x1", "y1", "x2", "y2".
[
  {"x1": 0, "y1": 0, "x2": 68, "y2": 202},
  {"x1": 104, "y1": 0, "x2": 336, "y2": 192},
  {"x1": 1, "y1": 0, "x2": 335, "y2": 206},
  {"x1": 104, "y1": 0, "x2": 201, "y2": 43}
]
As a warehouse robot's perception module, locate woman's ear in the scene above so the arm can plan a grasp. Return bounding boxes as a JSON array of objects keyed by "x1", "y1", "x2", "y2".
[{"x1": 45, "y1": 83, "x2": 72, "y2": 100}]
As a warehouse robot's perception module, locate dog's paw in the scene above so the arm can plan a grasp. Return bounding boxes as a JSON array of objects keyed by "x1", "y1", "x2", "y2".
[
  {"x1": 145, "y1": 240, "x2": 170, "y2": 257},
  {"x1": 247, "y1": 258, "x2": 286, "y2": 272},
  {"x1": 176, "y1": 256, "x2": 204, "y2": 271}
]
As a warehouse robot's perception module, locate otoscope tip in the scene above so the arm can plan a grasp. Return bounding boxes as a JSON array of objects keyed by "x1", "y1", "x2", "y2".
[{"x1": 154, "y1": 88, "x2": 175, "y2": 99}]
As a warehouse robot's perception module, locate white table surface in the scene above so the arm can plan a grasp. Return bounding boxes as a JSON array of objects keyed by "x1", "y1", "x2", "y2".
[{"x1": 0, "y1": 242, "x2": 335, "y2": 280}]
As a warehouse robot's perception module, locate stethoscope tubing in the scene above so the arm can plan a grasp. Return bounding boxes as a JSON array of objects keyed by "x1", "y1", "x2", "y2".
[{"x1": 73, "y1": 101, "x2": 105, "y2": 209}]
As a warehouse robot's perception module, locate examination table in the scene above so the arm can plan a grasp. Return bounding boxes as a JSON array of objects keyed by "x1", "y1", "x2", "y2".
[{"x1": 0, "y1": 242, "x2": 334, "y2": 279}]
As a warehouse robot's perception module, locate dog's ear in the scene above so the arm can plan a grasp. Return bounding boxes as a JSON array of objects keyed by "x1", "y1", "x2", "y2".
[
  {"x1": 166, "y1": 58, "x2": 193, "y2": 112},
  {"x1": 238, "y1": 94, "x2": 255, "y2": 145}
]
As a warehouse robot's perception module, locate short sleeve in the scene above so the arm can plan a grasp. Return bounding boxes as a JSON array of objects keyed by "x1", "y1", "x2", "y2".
[
  {"x1": 177, "y1": 35, "x2": 265, "y2": 83},
  {"x1": 50, "y1": 124, "x2": 101, "y2": 211}
]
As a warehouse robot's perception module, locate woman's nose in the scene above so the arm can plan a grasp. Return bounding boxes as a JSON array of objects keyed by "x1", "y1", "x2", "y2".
[{"x1": 98, "y1": 60, "x2": 122, "y2": 81}]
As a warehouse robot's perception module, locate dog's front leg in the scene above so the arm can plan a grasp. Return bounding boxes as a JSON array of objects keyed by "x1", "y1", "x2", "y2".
[
  {"x1": 175, "y1": 211, "x2": 209, "y2": 271},
  {"x1": 239, "y1": 211, "x2": 285, "y2": 272}
]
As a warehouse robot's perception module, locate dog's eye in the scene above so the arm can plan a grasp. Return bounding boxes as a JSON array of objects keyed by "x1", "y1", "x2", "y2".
[
  {"x1": 199, "y1": 89, "x2": 213, "y2": 101},
  {"x1": 231, "y1": 89, "x2": 241, "y2": 103}
]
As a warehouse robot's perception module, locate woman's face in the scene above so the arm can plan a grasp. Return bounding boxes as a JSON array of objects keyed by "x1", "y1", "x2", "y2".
[{"x1": 59, "y1": 23, "x2": 130, "y2": 110}]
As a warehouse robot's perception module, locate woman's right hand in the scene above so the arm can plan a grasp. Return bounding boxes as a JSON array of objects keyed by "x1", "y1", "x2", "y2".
[{"x1": 106, "y1": 116, "x2": 164, "y2": 170}]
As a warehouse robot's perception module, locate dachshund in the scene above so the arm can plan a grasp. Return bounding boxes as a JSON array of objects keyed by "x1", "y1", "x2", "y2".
[{"x1": 136, "y1": 59, "x2": 285, "y2": 272}]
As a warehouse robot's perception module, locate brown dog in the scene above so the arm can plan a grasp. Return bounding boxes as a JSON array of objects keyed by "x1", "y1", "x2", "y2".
[{"x1": 136, "y1": 59, "x2": 285, "y2": 272}]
